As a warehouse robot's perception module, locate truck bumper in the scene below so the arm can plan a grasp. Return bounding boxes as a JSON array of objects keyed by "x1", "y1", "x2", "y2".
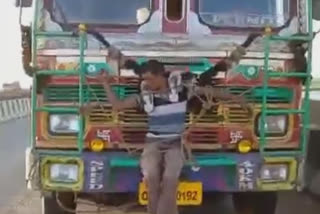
[{"x1": 27, "y1": 151, "x2": 300, "y2": 193}]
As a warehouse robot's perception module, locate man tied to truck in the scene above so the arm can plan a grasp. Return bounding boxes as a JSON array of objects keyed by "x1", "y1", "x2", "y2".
[{"x1": 81, "y1": 45, "x2": 252, "y2": 214}]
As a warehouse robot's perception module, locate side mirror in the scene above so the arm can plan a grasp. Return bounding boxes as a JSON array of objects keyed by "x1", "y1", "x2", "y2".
[
  {"x1": 313, "y1": 0, "x2": 320, "y2": 20},
  {"x1": 15, "y1": 0, "x2": 33, "y2": 8}
]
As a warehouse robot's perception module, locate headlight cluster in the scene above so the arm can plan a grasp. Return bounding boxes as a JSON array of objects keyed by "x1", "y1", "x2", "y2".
[
  {"x1": 49, "y1": 114, "x2": 79, "y2": 135},
  {"x1": 260, "y1": 164, "x2": 288, "y2": 182},
  {"x1": 256, "y1": 114, "x2": 288, "y2": 137},
  {"x1": 50, "y1": 164, "x2": 79, "y2": 183},
  {"x1": 41, "y1": 158, "x2": 84, "y2": 191}
]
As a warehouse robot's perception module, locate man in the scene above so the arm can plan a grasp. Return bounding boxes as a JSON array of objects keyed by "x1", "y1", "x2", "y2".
[{"x1": 84, "y1": 57, "x2": 250, "y2": 214}]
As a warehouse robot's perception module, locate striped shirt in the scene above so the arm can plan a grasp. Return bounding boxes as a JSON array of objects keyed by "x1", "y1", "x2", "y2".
[{"x1": 136, "y1": 87, "x2": 188, "y2": 140}]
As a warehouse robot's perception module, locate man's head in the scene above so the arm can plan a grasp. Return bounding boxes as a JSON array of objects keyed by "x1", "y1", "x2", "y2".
[
  {"x1": 124, "y1": 59, "x2": 168, "y2": 91},
  {"x1": 140, "y1": 60, "x2": 167, "y2": 91}
]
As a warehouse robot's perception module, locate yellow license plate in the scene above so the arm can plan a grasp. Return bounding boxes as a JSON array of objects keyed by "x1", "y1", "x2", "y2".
[{"x1": 138, "y1": 182, "x2": 203, "y2": 206}]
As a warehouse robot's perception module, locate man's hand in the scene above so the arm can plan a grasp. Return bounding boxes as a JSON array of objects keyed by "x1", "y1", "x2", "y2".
[
  {"x1": 108, "y1": 45, "x2": 126, "y2": 68},
  {"x1": 245, "y1": 105, "x2": 253, "y2": 118},
  {"x1": 88, "y1": 69, "x2": 112, "y2": 85},
  {"x1": 108, "y1": 45, "x2": 122, "y2": 59},
  {"x1": 79, "y1": 104, "x2": 95, "y2": 115}
]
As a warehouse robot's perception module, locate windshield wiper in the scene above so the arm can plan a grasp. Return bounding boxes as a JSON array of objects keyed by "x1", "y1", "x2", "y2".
[{"x1": 54, "y1": 0, "x2": 111, "y2": 49}]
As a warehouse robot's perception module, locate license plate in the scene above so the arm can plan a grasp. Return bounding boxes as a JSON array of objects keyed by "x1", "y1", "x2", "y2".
[{"x1": 138, "y1": 182, "x2": 203, "y2": 206}]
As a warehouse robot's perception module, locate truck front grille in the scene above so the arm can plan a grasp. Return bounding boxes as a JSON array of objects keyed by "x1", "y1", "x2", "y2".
[
  {"x1": 44, "y1": 85, "x2": 139, "y2": 103},
  {"x1": 190, "y1": 107, "x2": 220, "y2": 124},
  {"x1": 188, "y1": 127, "x2": 219, "y2": 144},
  {"x1": 228, "y1": 87, "x2": 293, "y2": 103},
  {"x1": 89, "y1": 105, "x2": 113, "y2": 123},
  {"x1": 119, "y1": 110, "x2": 148, "y2": 124},
  {"x1": 121, "y1": 126, "x2": 147, "y2": 144},
  {"x1": 227, "y1": 106, "x2": 251, "y2": 124}
]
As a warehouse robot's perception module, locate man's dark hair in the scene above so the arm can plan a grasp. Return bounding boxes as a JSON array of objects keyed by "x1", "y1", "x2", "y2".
[
  {"x1": 124, "y1": 59, "x2": 165, "y2": 76},
  {"x1": 142, "y1": 60, "x2": 165, "y2": 76}
]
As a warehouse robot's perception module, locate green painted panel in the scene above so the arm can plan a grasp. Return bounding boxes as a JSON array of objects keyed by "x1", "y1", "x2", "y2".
[{"x1": 44, "y1": 85, "x2": 138, "y2": 102}]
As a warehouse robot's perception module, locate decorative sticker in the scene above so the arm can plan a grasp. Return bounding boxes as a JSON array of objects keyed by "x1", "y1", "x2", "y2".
[
  {"x1": 230, "y1": 130, "x2": 243, "y2": 144},
  {"x1": 97, "y1": 129, "x2": 111, "y2": 142},
  {"x1": 83, "y1": 154, "x2": 108, "y2": 192},
  {"x1": 238, "y1": 160, "x2": 255, "y2": 190}
]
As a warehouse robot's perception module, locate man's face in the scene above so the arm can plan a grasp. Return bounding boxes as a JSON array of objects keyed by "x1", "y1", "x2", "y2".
[{"x1": 142, "y1": 72, "x2": 166, "y2": 91}]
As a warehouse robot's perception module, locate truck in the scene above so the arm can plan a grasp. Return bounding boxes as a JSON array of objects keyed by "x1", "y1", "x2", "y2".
[{"x1": 16, "y1": 0, "x2": 320, "y2": 213}]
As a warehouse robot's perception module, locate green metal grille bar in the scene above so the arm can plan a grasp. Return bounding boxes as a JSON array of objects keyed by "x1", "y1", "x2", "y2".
[
  {"x1": 37, "y1": 70, "x2": 78, "y2": 76},
  {"x1": 300, "y1": 0, "x2": 313, "y2": 155},
  {"x1": 36, "y1": 31, "x2": 75, "y2": 37},
  {"x1": 30, "y1": 0, "x2": 39, "y2": 148},
  {"x1": 260, "y1": 36, "x2": 270, "y2": 153},
  {"x1": 260, "y1": 0, "x2": 313, "y2": 156},
  {"x1": 77, "y1": 28, "x2": 86, "y2": 152},
  {"x1": 37, "y1": 149, "x2": 81, "y2": 156},
  {"x1": 265, "y1": 109, "x2": 305, "y2": 115},
  {"x1": 31, "y1": 74, "x2": 37, "y2": 148},
  {"x1": 36, "y1": 107, "x2": 79, "y2": 113},
  {"x1": 270, "y1": 35, "x2": 312, "y2": 42},
  {"x1": 269, "y1": 72, "x2": 309, "y2": 78}
]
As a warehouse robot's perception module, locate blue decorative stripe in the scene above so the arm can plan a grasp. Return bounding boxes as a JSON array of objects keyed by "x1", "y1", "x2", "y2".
[
  {"x1": 154, "y1": 97, "x2": 172, "y2": 106},
  {"x1": 148, "y1": 123, "x2": 186, "y2": 134},
  {"x1": 149, "y1": 101, "x2": 187, "y2": 116},
  {"x1": 148, "y1": 112, "x2": 186, "y2": 126}
]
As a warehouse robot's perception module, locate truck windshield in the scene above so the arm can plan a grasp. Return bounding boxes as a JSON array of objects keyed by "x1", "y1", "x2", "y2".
[
  {"x1": 198, "y1": 0, "x2": 290, "y2": 28},
  {"x1": 50, "y1": 0, "x2": 151, "y2": 25}
]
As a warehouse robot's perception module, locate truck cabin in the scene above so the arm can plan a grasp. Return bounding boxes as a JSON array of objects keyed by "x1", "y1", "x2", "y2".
[
  {"x1": 16, "y1": 0, "x2": 320, "y2": 213},
  {"x1": 16, "y1": 0, "x2": 318, "y2": 153}
]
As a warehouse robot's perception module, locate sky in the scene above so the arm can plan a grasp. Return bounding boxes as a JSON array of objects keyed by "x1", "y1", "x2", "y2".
[
  {"x1": 0, "y1": 1, "x2": 32, "y2": 89},
  {"x1": 0, "y1": 1, "x2": 319, "y2": 90}
]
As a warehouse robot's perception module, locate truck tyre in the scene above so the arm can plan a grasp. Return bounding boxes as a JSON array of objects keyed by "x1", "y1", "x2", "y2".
[
  {"x1": 41, "y1": 192, "x2": 76, "y2": 214},
  {"x1": 232, "y1": 192, "x2": 277, "y2": 214}
]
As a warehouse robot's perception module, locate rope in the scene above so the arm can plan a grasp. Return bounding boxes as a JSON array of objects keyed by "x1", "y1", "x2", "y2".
[
  {"x1": 83, "y1": 77, "x2": 254, "y2": 164},
  {"x1": 26, "y1": 150, "x2": 41, "y2": 188},
  {"x1": 73, "y1": 76, "x2": 255, "y2": 213}
]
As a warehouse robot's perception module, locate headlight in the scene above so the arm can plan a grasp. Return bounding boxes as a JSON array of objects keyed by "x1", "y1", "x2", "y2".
[
  {"x1": 50, "y1": 164, "x2": 79, "y2": 183},
  {"x1": 260, "y1": 164, "x2": 288, "y2": 182},
  {"x1": 256, "y1": 114, "x2": 288, "y2": 136},
  {"x1": 49, "y1": 114, "x2": 79, "y2": 135}
]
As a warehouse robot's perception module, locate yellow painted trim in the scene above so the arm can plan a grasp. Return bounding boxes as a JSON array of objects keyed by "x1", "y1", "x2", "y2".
[
  {"x1": 41, "y1": 157, "x2": 84, "y2": 192},
  {"x1": 252, "y1": 104, "x2": 296, "y2": 143},
  {"x1": 257, "y1": 157, "x2": 297, "y2": 191}
]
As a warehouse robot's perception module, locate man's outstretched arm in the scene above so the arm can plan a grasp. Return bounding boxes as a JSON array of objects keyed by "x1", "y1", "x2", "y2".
[{"x1": 81, "y1": 72, "x2": 139, "y2": 114}]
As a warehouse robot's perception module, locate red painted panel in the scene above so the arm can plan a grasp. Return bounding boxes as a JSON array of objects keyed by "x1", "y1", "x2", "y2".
[{"x1": 162, "y1": 0, "x2": 187, "y2": 33}]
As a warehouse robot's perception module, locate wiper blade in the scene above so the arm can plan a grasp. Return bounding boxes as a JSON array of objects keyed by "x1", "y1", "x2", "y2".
[{"x1": 54, "y1": 0, "x2": 111, "y2": 49}]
